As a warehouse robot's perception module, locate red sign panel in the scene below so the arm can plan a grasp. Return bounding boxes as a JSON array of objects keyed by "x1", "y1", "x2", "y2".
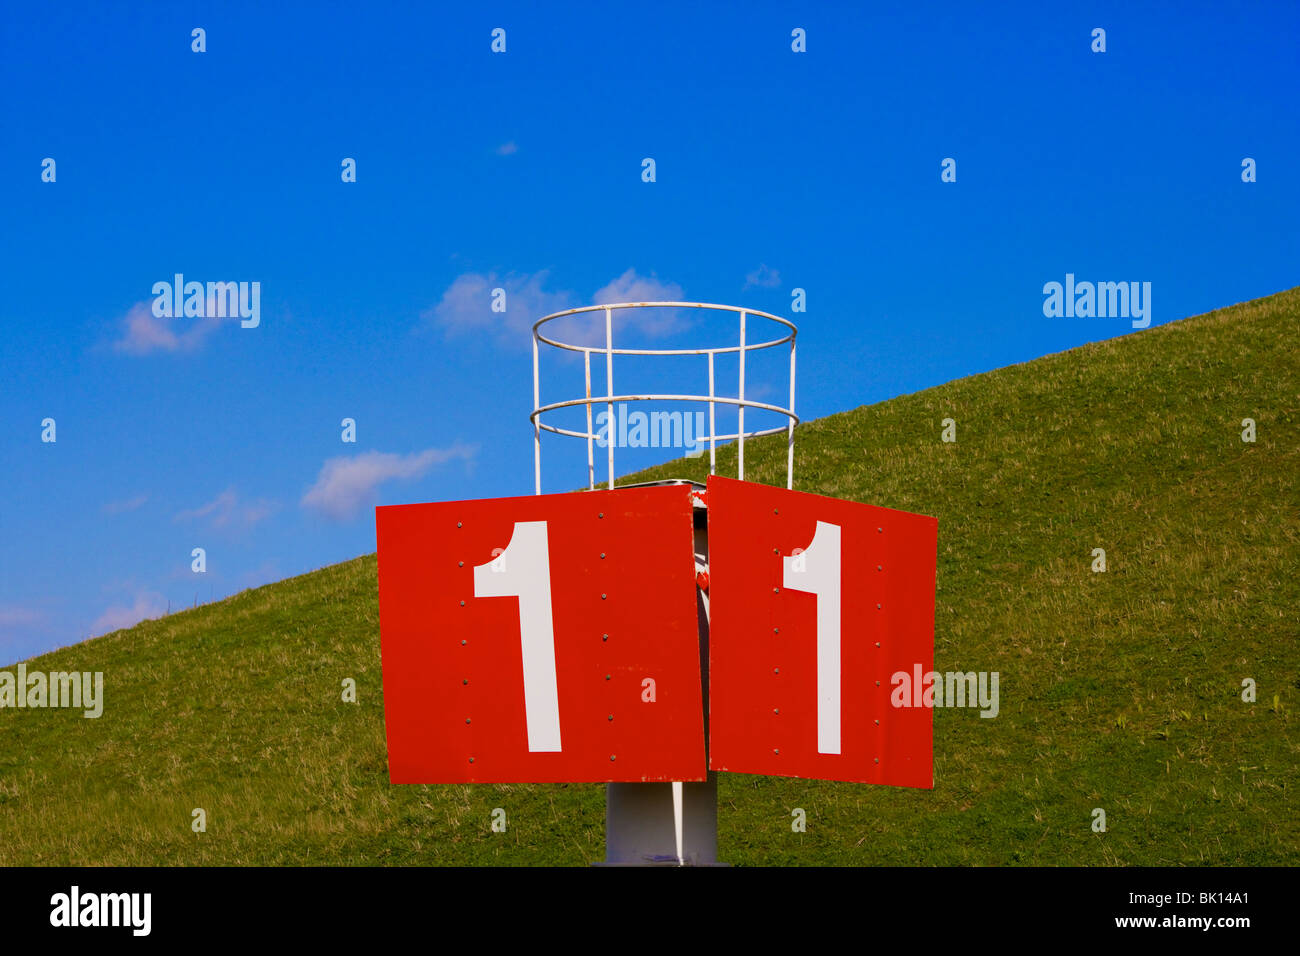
[
  {"x1": 377, "y1": 485, "x2": 706, "y2": 784},
  {"x1": 706, "y1": 475, "x2": 936, "y2": 787}
]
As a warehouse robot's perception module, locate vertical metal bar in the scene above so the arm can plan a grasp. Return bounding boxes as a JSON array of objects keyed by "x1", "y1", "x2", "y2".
[
  {"x1": 738, "y1": 311, "x2": 746, "y2": 481},
  {"x1": 603, "y1": 518, "x2": 719, "y2": 866},
  {"x1": 707, "y1": 351, "x2": 716, "y2": 476},
  {"x1": 787, "y1": 336, "x2": 796, "y2": 491},
  {"x1": 605, "y1": 307, "x2": 615, "y2": 490},
  {"x1": 672, "y1": 781, "x2": 684, "y2": 864},
  {"x1": 532, "y1": 330, "x2": 542, "y2": 496},
  {"x1": 584, "y1": 349, "x2": 595, "y2": 491}
]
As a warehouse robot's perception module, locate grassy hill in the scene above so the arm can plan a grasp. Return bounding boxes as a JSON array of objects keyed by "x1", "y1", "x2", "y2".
[{"x1": 2, "y1": 288, "x2": 1297, "y2": 866}]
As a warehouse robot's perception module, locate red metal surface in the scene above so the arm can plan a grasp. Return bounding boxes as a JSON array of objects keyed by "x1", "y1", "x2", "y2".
[
  {"x1": 705, "y1": 476, "x2": 937, "y2": 787},
  {"x1": 377, "y1": 485, "x2": 707, "y2": 784}
]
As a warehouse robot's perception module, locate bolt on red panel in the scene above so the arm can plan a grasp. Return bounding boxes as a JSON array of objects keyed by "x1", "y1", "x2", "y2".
[
  {"x1": 705, "y1": 475, "x2": 937, "y2": 787},
  {"x1": 377, "y1": 484, "x2": 707, "y2": 784}
]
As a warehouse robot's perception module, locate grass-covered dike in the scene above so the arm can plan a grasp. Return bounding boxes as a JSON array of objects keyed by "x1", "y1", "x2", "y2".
[{"x1": 2, "y1": 287, "x2": 1296, "y2": 865}]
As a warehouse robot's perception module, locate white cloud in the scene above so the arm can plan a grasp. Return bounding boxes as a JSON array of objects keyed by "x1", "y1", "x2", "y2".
[
  {"x1": 175, "y1": 487, "x2": 277, "y2": 531},
  {"x1": 744, "y1": 263, "x2": 781, "y2": 289},
  {"x1": 425, "y1": 271, "x2": 574, "y2": 346},
  {"x1": 590, "y1": 269, "x2": 690, "y2": 339},
  {"x1": 102, "y1": 494, "x2": 148, "y2": 515},
  {"x1": 93, "y1": 592, "x2": 167, "y2": 636},
  {"x1": 0, "y1": 606, "x2": 43, "y2": 630},
  {"x1": 237, "y1": 560, "x2": 281, "y2": 591},
  {"x1": 426, "y1": 269, "x2": 691, "y2": 350},
  {"x1": 301, "y1": 445, "x2": 476, "y2": 520},
  {"x1": 496, "y1": 141, "x2": 518, "y2": 155},
  {"x1": 112, "y1": 301, "x2": 219, "y2": 355},
  {"x1": 0, "y1": 605, "x2": 52, "y2": 665},
  {"x1": 592, "y1": 268, "x2": 683, "y2": 305}
]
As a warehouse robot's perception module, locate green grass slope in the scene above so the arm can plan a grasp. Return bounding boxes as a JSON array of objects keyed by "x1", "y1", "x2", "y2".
[{"x1": 3, "y1": 288, "x2": 1297, "y2": 866}]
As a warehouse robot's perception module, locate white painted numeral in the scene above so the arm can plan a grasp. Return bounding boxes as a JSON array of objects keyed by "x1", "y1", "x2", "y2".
[
  {"x1": 473, "y1": 521, "x2": 562, "y2": 752},
  {"x1": 782, "y1": 521, "x2": 842, "y2": 754}
]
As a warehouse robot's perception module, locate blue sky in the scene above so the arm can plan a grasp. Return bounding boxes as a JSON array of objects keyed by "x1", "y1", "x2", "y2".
[{"x1": 2, "y1": 1, "x2": 1296, "y2": 662}]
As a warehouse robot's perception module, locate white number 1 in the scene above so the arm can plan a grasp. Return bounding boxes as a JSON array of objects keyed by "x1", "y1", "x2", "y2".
[
  {"x1": 473, "y1": 521, "x2": 563, "y2": 752},
  {"x1": 782, "y1": 521, "x2": 842, "y2": 755}
]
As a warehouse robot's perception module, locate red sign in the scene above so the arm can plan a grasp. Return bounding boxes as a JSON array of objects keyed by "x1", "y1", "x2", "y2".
[
  {"x1": 705, "y1": 475, "x2": 937, "y2": 787},
  {"x1": 377, "y1": 485, "x2": 707, "y2": 784}
]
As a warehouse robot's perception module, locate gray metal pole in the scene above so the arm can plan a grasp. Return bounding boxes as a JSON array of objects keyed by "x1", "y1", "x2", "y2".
[{"x1": 602, "y1": 507, "x2": 719, "y2": 865}]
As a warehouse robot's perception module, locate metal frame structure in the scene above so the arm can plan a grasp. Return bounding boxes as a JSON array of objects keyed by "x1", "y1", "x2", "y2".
[
  {"x1": 531, "y1": 302, "x2": 798, "y2": 494},
  {"x1": 530, "y1": 301, "x2": 798, "y2": 865}
]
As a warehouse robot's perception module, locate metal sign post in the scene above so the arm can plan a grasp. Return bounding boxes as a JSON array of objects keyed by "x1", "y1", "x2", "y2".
[
  {"x1": 601, "y1": 482, "x2": 716, "y2": 864},
  {"x1": 531, "y1": 303, "x2": 798, "y2": 865},
  {"x1": 376, "y1": 300, "x2": 937, "y2": 867}
]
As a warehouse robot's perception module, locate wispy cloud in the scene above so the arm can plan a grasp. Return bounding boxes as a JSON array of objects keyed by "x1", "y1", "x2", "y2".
[
  {"x1": 102, "y1": 494, "x2": 148, "y2": 516},
  {"x1": 175, "y1": 487, "x2": 277, "y2": 531},
  {"x1": 237, "y1": 560, "x2": 281, "y2": 591},
  {"x1": 93, "y1": 592, "x2": 167, "y2": 636},
  {"x1": 744, "y1": 264, "x2": 781, "y2": 289},
  {"x1": 592, "y1": 268, "x2": 683, "y2": 306},
  {"x1": 0, "y1": 605, "x2": 44, "y2": 630},
  {"x1": 0, "y1": 605, "x2": 52, "y2": 665},
  {"x1": 589, "y1": 269, "x2": 690, "y2": 340},
  {"x1": 301, "y1": 445, "x2": 477, "y2": 520},
  {"x1": 424, "y1": 270, "x2": 573, "y2": 346},
  {"x1": 112, "y1": 301, "x2": 219, "y2": 355},
  {"x1": 495, "y1": 141, "x2": 519, "y2": 156},
  {"x1": 425, "y1": 269, "x2": 687, "y2": 349}
]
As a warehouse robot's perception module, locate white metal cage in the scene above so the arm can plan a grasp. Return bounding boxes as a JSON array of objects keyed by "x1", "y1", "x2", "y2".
[{"x1": 530, "y1": 301, "x2": 798, "y2": 494}]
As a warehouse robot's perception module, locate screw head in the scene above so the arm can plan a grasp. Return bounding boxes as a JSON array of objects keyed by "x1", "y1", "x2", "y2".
[
  {"x1": 469, "y1": 757, "x2": 474, "y2": 763},
  {"x1": 773, "y1": 627, "x2": 780, "y2": 634},
  {"x1": 601, "y1": 593, "x2": 607, "y2": 600},
  {"x1": 600, "y1": 552, "x2": 606, "y2": 559},
  {"x1": 774, "y1": 748, "x2": 780, "y2": 754},
  {"x1": 774, "y1": 667, "x2": 780, "y2": 674},
  {"x1": 461, "y1": 640, "x2": 467, "y2": 646},
  {"x1": 605, "y1": 674, "x2": 611, "y2": 681},
  {"x1": 458, "y1": 561, "x2": 464, "y2": 567},
  {"x1": 598, "y1": 512, "x2": 604, "y2": 518},
  {"x1": 460, "y1": 600, "x2": 466, "y2": 606},
  {"x1": 609, "y1": 754, "x2": 616, "y2": 761},
  {"x1": 877, "y1": 565, "x2": 883, "y2": 571},
  {"x1": 602, "y1": 633, "x2": 609, "y2": 641},
  {"x1": 465, "y1": 718, "x2": 471, "y2": 724},
  {"x1": 774, "y1": 708, "x2": 780, "y2": 714},
  {"x1": 457, "y1": 521, "x2": 463, "y2": 528},
  {"x1": 773, "y1": 508, "x2": 779, "y2": 515},
  {"x1": 608, "y1": 714, "x2": 614, "y2": 721},
  {"x1": 463, "y1": 679, "x2": 468, "y2": 685}
]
